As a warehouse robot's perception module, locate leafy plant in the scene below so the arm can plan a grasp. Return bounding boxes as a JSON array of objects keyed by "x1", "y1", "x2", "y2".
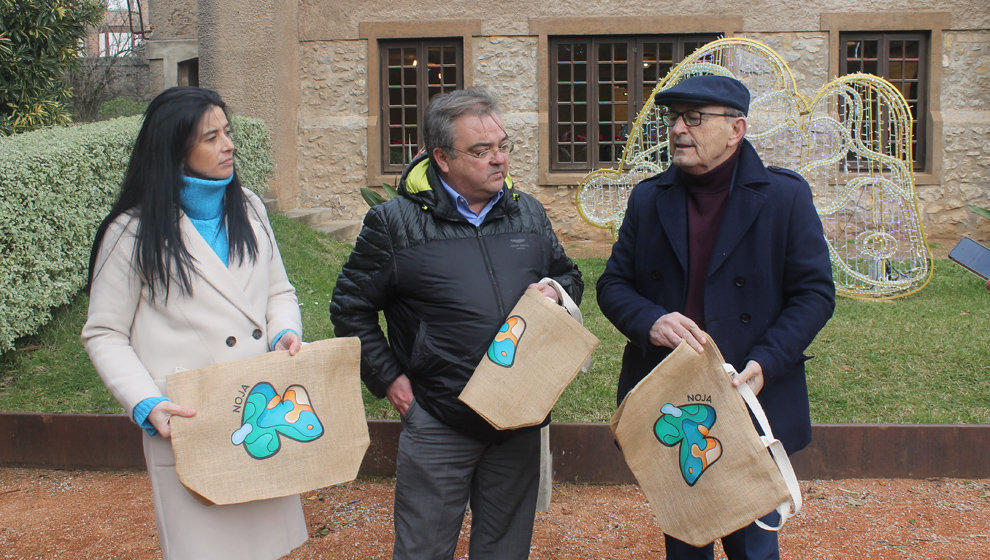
[
  {"x1": 0, "y1": 114, "x2": 274, "y2": 352},
  {"x1": 0, "y1": 0, "x2": 104, "y2": 134},
  {"x1": 360, "y1": 183, "x2": 398, "y2": 207},
  {"x1": 967, "y1": 205, "x2": 990, "y2": 221}
]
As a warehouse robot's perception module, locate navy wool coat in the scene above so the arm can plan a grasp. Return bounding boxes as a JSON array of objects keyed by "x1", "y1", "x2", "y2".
[{"x1": 597, "y1": 140, "x2": 835, "y2": 454}]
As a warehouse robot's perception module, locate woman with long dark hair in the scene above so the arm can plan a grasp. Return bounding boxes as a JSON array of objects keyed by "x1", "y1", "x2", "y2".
[{"x1": 82, "y1": 87, "x2": 307, "y2": 559}]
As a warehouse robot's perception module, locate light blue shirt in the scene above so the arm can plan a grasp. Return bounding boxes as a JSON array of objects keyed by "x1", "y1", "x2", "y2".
[{"x1": 440, "y1": 177, "x2": 503, "y2": 227}]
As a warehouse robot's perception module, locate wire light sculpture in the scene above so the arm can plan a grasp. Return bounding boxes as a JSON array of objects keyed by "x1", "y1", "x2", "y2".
[{"x1": 575, "y1": 38, "x2": 932, "y2": 299}]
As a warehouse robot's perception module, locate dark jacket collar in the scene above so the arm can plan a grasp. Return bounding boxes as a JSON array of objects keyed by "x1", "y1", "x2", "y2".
[
  {"x1": 397, "y1": 152, "x2": 517, "y2": 222},
  {"x1": 653, "y1": 139, "x2": 771, "y2": 275}
]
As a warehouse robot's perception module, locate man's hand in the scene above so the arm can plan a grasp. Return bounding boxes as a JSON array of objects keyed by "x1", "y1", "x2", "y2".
[
  {"x1": 274, "y1": 331, "x2": 302, "y2": 355},
  {"x1": 527, "y1": 282, "x2": 560, "y2": 303},
  {"x1": 732, "y1": 360, "x2": 765, "y2": 395},
  {"x1": 649, "y1": 312, "x2": 706, "y2": 353},
  {"x1": 148, "y1": 401, "x2": 196, "y2": 439},
  {"x1": 386, "y1": 374, "x2": 414, "y2": 416}
]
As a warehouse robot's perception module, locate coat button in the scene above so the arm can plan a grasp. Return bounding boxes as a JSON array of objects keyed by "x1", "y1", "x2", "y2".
[
  {"x1": 252, "y1": 329, "x2": 263, "y2": 340},
  {"x1": 651, "y1": 270, "x2": 662, "y2": 280},
  {"x1": 740, "y1": 313, "x2": 751, "y2": 324},
  {"x1": 226, "y1": 336, "x2": 237, "y2": 347},
  {"x1": 734, "y1": 276, "x2": 746, "y2": 287}
]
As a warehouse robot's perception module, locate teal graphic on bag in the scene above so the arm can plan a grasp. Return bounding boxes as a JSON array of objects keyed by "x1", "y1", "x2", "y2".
[
  {"x1": 230, "y1": 382, "x2": 324, "y2": 459},
  {"x1": 654, "y1": 403, "x2": 723, "y2": 486},
  {"x1": 486, "y1": 315, "x2": 526, "y2": 367}
]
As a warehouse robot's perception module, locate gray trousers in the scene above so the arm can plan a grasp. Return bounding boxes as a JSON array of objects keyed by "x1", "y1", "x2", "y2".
[{"x1": 393, "y1": 399, "x2": 540, "y2": 560}]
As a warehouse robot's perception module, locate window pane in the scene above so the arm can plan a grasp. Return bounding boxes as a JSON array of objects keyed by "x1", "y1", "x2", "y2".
[
  {"x1": 381, "y1": 39, "x2": 462, "y2": 172},
  {"x1": 863, "y1": 40, "x2": 878, "y2": 59},
  {"x1": 889, "y1": 61, "x2": 903, "y2": 79},
  {"x1": 428, "y1": 47, "x2": 441, "y2": 65},
  {"x1": 550, "y1": 34, "x2": 717, "y2": 170},
  {"x1": 574, "y1": 63, "x2": 587, "y2": 82},
  {"x1": 387, "y1": 48, "x2": 401, "y2": 66},
  {"x1": 574, "y1": 44, "x2": 587, "y2": 61},
  {"x1": 840, "y1": 32, "x2": 927, "y2": 171},
  {"x1": 575, "y1": 104, "x2": 587, "y2": 123}
]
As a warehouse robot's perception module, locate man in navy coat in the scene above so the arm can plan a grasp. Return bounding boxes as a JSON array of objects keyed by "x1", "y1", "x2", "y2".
[{"x1": 597, "y1": 75, "x2": 835, "y2": 559}]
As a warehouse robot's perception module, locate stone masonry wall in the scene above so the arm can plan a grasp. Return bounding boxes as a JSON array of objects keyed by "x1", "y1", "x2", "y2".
[
  {"x1": 297, "y1": 40, "x2": 369, "y2": 218},
  {"x1": 931, "y1": 30, "x2": 990, "y2": 242},
  {"x1": 294, "y1": 30, "x2": 990, "y2": 246}
]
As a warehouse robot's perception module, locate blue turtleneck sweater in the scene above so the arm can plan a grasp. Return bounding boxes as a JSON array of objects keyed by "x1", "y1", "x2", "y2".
[
  {"x1": 180, "y1": 174, "x2": 233, "y2": 266},
  {"x1": 133, "y1": 173, "x2": 295, "y2": 435}
]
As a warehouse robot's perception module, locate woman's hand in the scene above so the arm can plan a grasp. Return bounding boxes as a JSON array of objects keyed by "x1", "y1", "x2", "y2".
[
  {"x1": 148, "y1": 401, "x2": 197, "y2": 439},
  {"x1": 274, "y1": 331, "x2": 302, "y2": 355}
]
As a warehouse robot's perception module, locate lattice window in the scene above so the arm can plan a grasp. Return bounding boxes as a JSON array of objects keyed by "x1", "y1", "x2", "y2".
[
  {"x1": 841, "y1": 32, "x2": 928, "y2": 171},
  {"x1": 380, "y1": 39, "x2": 462, "y2": 173},
  {"x1": 549, "y1": 34, "x2": 718, "y2": 171}
]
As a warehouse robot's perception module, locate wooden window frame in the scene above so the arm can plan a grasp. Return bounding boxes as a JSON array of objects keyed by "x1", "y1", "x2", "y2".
[
  {"x1": 529, "y1": 17, "x2": 741, "y2": 186},
  {"x1": 359, "y1": 20, "x2": 481, "y2": 186},
  {"x1": 379, "y1": 39, "x2": 463, "y2": 174},
  {"x1": 821, "y1": 12, "x2": 950, "y2": 185},
  {"x1": 839, "y1": 31, "x2": 929, "y2": 172},
  {"x1": 548, "y1": 34, "x2": 719, "y2": 172}
]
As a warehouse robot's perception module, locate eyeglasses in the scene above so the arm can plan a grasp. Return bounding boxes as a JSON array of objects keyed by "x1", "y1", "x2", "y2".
[
  {"x1": 659, "y1": 108, "x2": 738, "y2": 127},
  {"x1": 449, "y1": 140, "x2": 515, "y2": 160}
]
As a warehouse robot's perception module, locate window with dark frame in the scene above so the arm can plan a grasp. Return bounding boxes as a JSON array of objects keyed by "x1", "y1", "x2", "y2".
[
  {"x1": 550, "y1": 34, "x2": 718, "y2": 171},
  {"x1": 840, "y1": 32, "x2": 928, "y2": 171},
  {"x1": 380, "y1": 39, "x2": 463, "y2": 174}
]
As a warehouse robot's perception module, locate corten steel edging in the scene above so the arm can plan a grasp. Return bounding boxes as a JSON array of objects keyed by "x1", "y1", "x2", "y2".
[
  {"x1": 0, "y1": 413, "x2": 145, "y2": 470},
  {"x1": 1, "y1": 414, "x2": 987, "y2": 479}
]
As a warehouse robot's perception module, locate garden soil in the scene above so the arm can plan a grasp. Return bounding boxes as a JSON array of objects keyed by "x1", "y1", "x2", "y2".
[{"x1": 1, "y1": 468, "x2": 987, "y2": 559}]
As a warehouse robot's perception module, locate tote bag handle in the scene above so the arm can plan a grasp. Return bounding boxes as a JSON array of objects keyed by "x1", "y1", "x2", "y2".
[{"x1": 722, "y1": 363, "x2": 803, "y2": 531}]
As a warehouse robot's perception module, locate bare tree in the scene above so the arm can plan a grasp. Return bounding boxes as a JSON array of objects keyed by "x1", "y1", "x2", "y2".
[{"x1": 66, "y1": 0, "x2": 149, "y2": 121}]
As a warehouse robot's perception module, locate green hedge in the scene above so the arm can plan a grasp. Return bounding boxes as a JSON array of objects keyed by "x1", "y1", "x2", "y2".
[{"x1": 0, "y1": 114, "x2": 274, "y2": 352}]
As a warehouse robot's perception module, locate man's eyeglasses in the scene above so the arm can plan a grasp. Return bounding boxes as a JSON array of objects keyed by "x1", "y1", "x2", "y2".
[
  {"x1": 449, "y1": 140, "x2": 515, "y2": 160},
  {"x1": 659, "y1": 108, "x2": 739, "y2": 127}
]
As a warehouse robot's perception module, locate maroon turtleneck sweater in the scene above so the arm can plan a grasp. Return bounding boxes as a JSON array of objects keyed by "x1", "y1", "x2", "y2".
[{"x1": 681, "y1": 146, "x2": 741, "y2": 328}]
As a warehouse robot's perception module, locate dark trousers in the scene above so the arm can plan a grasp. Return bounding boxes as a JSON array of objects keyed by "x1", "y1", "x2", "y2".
[
  {"x1": 392, "y1": 399, "x2": 540, "y2": 560},
  {"x1": 664, "y1": 511, "x2": 781, "y2": 560}
]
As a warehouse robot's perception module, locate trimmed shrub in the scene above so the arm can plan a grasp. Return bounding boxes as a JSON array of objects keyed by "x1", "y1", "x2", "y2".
[{"x1": 0, "y1": 114, "x2": 274, "y2": 352}]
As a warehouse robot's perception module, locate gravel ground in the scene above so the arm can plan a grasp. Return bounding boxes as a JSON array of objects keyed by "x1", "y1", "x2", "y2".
[{"x1": 1, "y1": 468, "x2": 987, "y2": 559}]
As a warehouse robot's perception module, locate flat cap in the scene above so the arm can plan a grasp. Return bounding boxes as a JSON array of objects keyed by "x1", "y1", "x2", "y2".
[{"x1": 654, "y1": 75, "x2": 750, "y2": 115}]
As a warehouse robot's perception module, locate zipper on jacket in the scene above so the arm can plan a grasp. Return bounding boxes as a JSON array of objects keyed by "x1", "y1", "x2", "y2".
[{"x1": 474, "y1": 228, "x2": 507, "y2": 318}]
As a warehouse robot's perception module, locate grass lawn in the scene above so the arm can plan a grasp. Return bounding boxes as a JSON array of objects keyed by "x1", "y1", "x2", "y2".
[{"x1": 1, "y1": 214, "x2": 987, "y2": 424}]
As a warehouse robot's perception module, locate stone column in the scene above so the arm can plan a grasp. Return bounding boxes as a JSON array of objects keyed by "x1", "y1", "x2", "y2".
[{"x1": 197, "y1": 0, "x2": 300, "y2": 206}]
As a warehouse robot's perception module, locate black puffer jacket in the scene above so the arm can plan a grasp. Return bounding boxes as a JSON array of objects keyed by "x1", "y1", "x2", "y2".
[{"x1": 330, "y1": 153, "x2": 583, "y2": 441}]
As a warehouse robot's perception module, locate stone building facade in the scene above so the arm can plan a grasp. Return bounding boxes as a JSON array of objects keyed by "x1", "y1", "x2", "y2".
[{"x1": 145, "y1": 1, "x2": 990, "y2": 244}]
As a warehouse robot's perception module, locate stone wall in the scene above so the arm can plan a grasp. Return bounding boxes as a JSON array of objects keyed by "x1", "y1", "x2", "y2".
[
  {"x1": 297, "y1": 40, "x2": 369, "y2": 217},
  {"x1": 932, "y1": 30, "x2": 990, "y2": 241},
  {"x1": 288, "y1": 16, "x2": 989, "y2": 246},
  {"x1": 100, "y1": 57, "x2": 153, "y2": 102}
]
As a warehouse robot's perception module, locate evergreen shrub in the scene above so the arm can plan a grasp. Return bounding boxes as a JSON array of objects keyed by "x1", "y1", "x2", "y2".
[{"x1": 0, "y1": 114, "x2": 274, "y2": 351}]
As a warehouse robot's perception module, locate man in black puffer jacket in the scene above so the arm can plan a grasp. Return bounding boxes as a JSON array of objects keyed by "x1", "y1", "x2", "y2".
[{"x1": 330, "y1": 87, "x2": 582, "y2": 559}]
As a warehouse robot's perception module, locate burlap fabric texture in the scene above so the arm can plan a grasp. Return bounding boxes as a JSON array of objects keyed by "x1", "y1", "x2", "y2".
[
  {"x1": 168, "y1": 337, "x2": 369, "y2": 505},
  {"x1": 459, "y1": 289, "x2": 600, "y2": 430},
  {"x1": 611, "y1": 336, "x2": 794, "y2": 546}
]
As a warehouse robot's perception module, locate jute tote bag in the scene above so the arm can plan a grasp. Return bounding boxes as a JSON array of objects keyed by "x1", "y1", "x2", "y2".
[
  {"x1": 610, "y1": 336, "x2": 801, "y2": 546},
  {"x1": 459, "y1": 287, "x2": 600, "y2": 430},
  {"x1": 168, "y1": 337, "x2": 369, "y2": 505}
]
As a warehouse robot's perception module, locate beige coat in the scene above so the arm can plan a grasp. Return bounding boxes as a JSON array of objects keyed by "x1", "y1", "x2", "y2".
[{"x1": 82, "y1": 189, "x2": 307, "y2": 560}]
